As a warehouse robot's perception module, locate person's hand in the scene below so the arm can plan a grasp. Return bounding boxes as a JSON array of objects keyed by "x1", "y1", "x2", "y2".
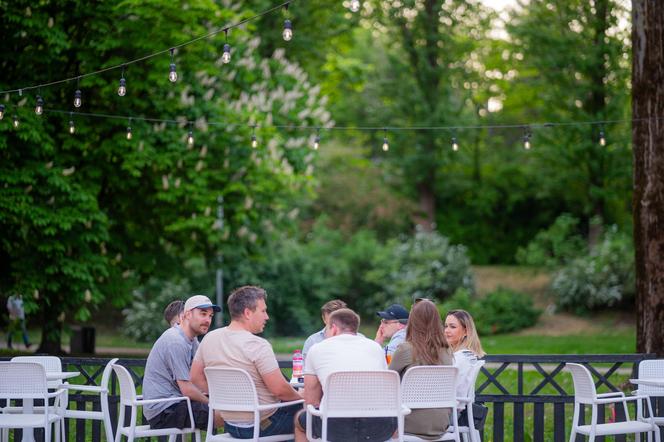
[{"x1": 375, "y1": 323, "x2": 385, "y2": 344}]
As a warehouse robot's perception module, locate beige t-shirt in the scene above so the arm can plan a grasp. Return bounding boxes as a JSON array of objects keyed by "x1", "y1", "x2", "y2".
[{"x1": 194, "y1": 327, "x2": 281, "y2": 423}]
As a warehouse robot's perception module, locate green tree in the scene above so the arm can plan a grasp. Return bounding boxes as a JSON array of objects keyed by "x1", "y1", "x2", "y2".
[
  {"x1": 0, "y1": 0, "x2": 330, "y2": 352},
  {"x1": 504, "y1": 0, "x2": 632, "y2": 245}
]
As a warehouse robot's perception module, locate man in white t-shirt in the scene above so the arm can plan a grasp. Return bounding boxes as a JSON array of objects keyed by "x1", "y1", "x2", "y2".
[
  {"x1": 190, "y1": 286, "x2": 302, "y2": 439},
  {"x1": 294, "y1": 308, "x2": 397, "y2": 442}
]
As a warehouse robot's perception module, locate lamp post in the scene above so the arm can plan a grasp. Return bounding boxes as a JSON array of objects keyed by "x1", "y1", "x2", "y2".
[{"x1": 215, "y1": 195, "x2": 224, "y2": 328}]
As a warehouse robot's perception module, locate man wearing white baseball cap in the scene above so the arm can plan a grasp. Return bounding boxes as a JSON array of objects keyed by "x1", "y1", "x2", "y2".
[{"x1": 143, "y1": 295, "x2": 224, "y2": 431}]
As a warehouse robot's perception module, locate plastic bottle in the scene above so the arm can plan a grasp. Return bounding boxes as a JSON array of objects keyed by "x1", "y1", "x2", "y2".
[{"x1": 292, "y1": 349, "x2": 304, "y2": 382}]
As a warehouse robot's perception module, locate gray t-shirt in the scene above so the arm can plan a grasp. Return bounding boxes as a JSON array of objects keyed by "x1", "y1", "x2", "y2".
[{"x1": 143, "y1": 326, "x2": 199, "y2": 420}]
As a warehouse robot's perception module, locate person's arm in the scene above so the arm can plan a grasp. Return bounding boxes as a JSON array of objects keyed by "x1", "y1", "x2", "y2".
[
  {"x1": 190, "y1": 359, "x2": 208, "y2": 394},
  {"x1": 177, "y1": 379, "x2": 209, "y2": 404},
  {"x1": 303, "y1": 374, "x2": 323, "y2": 407},
  {"x1": 388, "y1": 344, "x2": 410, "y2": 377},
  {"x1": 261, "y1": 368, "x2": 302, "y2": 402}
]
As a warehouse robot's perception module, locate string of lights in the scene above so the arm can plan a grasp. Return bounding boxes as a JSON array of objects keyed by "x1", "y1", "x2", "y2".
[
  {"x1": 13, "y1": 107, "x2": 649, "y2": 151},
  {"x1": 0, "y1": 0, "x2": 302, "y2": 97}
]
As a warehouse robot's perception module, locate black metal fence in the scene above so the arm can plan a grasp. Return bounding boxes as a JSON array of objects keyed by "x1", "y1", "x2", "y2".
[{"x1": 2, "y1": 354, "x2": 662, "y2": 442}]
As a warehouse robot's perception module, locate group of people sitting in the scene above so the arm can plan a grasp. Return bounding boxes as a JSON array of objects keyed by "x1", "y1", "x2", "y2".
[{"x1": 142, "y1": 285, "x2": 485, "y2": 441}]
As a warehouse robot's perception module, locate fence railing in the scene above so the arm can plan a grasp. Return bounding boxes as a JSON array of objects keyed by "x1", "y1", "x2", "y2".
[{"x1": 2, "y1": 354, "x2": 662, "y2": 442}]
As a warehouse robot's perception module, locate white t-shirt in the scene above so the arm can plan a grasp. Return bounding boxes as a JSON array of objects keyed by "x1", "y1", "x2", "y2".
[
  {"x1": 453, "y1": 348, "x2": 479, "y2": 408},
  {"x1": 304, "y1": 333, "x2": 387, "y2": 392}
]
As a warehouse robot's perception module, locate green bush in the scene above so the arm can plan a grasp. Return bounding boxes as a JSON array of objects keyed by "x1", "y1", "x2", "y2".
[
  {"x1": 123, "y1": 278, "x2": 192, "y2": 342},
  {"x1": 516, "y1": 214, "x2": 586, "y2": 267},
  {"x1": 365, "y1": 228, "x2": 475, "y2": 309},
  {"x1": 551, "y1": 226, "x2": 634, "y2": 314},
  {"x1": 441, "y1": 287, "x2": 540, "y2": 336}
]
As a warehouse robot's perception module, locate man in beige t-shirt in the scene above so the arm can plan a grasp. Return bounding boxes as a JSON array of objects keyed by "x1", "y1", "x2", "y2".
[{"x1": 191, "y1": 285, "x2": 303, "y2": 439}]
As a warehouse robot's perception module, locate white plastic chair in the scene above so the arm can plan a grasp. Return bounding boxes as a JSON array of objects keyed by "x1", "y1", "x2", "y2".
[
  {"x1": 305, "y1": 370, "x2": 410, "y2": 442},
  {"x1": 203, "y1": 367, "x2": 304, "y2": 441},
  {"x1": 12, "y1": 356, "x2": 64, "y2": 389},
  {"x1": 63, "y1": 358, "x2": 118, "y2": 442},
  {"x1": 0, "y1": 362, "x2": 66, "y2": 442},
  {"x1": 456, "y1": 360, "x2": 486, "y2": 442},
  {"x1": 566, "y1": 363, "x2": 660, "y2": 442},
  {"x1": 112, "y1": 363, "x2": 201, "y2": 442},
  {"x1": 400, "y1": 365, "x2": 460, "y2": 442},
  {"x1": 635, "y1": 359, "x2": 664, "y2": 442}
]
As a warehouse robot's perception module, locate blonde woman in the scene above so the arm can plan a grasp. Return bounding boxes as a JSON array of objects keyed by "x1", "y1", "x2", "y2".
[
  {"x1": 444, "y1": 309, "x2": 486, "y2": 405},
  {"x1": 389, "y1": 300, "x2": 453, "y2": 440}
]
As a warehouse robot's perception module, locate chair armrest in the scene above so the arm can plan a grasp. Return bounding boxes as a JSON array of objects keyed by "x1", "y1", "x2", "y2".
[
  {"x1": 595, "y1": 394, "x2": 648, "y2": 405},
  {"x1": 456, "y1": 396, "x2": 472, "y2": 404},
  {"x1": 135, "y1": 396, "x2": 188, "y2": 406},
  {"x1": 597, "y1": 392, "x2": 625, "y2": 399},
  {"x1": 136, "y1": 395, "x2": 143, "y2": 400},
  {"x1": 307, "y1": 404, "x2": 323, "y2": 416},
  {"x1": 63, "y1": 384, "x2": 106, "y2": 393},
  {"x1": 45, "y1": 388, "x2": 67, "y2": 399},
  {"x1": 257, "y1": 399, "x2": 304, "y2": 411},
  {"x1": 401, "y1": 406, "x2": 412, "y2": 416}
]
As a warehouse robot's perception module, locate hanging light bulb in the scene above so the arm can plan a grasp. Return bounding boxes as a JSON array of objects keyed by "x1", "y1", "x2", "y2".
[
  {"x1": 283, "y1": 19, "x2": 293, "y2": 41},
  {"x1": 523, "y1": 129, "x2": 531, "y2": 150},
  {"x1": 13, "y1": 114, "x2": 19, "y2": 128},
  {"x1": 599, "y1": 130, "x2": 606, "y2": 146},
  {"x1": 169, "y1": 48, "x2": 178, "y2": 82},
  {"x1": 118, "y1": 66, "x2": 127, "y2": 96},
  {"x1": 222, "y1": 30, "x2": 232, "y2": 64},
  {"x1": 350, "y1": 0, "x2": 361, "y2": 12},
  {"x1": 69, "y1": 120, "x2": 75, "y2": 134},
  {"x1": 126, "y1": 119, "x2": 133, "y2": 140},
  {"x1": 251, "y1": 134, "x2": 258, "y2": 148},
  {"x1": 314, "y1": 130, "x2": 320, "y2": 150},
  {"x1": 35, "y1": 96, "x2": 44, "y2": 115},
  {"x1": 452, "y1": 137, "x2": 459, "y2": 151},
  {"x1": 382, "y1": 129, "x2": 389, "y2": 151},
  {"x1": 0, "y1": 104, "x2": 5, "y2": 120},
  {"x1": 74, "y1": 89, "x2": 82, "y2": 108},
  {"x1": 187, "y1": 130, "x2": 195, "y2": 147},
  {"x1": 222, "y1": 43, "x2": 232, "y2": 64}
]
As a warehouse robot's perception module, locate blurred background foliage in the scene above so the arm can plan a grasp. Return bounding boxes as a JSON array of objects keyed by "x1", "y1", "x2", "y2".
[{"x1": 0, "y1": 0, "x2": 634, "y2": 345}]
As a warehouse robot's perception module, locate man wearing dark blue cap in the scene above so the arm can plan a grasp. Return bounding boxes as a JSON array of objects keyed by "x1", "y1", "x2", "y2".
[
  {"x1": 375, "y1": 303, "x2": 409, "y2": 357},
  {"x1": 143, "y1": 295, "x2": 224, "y2": 431}
]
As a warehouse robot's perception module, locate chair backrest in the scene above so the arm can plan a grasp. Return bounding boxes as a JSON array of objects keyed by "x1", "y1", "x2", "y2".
[
  {"x1": 205, "y1": 367, "x2": 259, "y2": 412},
  {"x1": 0, "y1": 362, "x2": 48, "y2": 399},
  {"x1": 321, "y1": 370, "x2": 401, "y2": 419},
  {"x1": 112, "y1": 364, "x2": 137, "y2": 406},
  {"x1": 401, "y1": 365, "x2": 458, "y2": 410},
  {"x1": 465, "y1": 360, "x2": 485, "y2": 401},
  {"x1": 100, "y1": 358, "x2": 119, "y2": 391},
  {"x1": 638, "y1": 359, "x2": 664, "y2": 395},
  {"x1": 566, "y1": 363, "x2": 597, "y2": 404},
  {"x1": 12, "y1": 355, "x2": 63, "y2": 388},
  {"x1": 12, "y1": 355, "x2": 63, "y2": 372}
]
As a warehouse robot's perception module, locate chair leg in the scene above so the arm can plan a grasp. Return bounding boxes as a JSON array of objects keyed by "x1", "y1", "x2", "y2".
[
  {"x1": 167, "y1": 435, "x2": 177, "y2": 442},
  {"x1": 195, "y1": 430, "x2": 201, "y2": 442}
]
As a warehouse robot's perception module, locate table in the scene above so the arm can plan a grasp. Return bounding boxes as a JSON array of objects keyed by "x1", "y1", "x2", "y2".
[
  {"x1": 630, "y1": 378, "x2": 664, "y2": 388},
  {"x1": 21, "y1": 371, "x2": 80, "y2": 442}
]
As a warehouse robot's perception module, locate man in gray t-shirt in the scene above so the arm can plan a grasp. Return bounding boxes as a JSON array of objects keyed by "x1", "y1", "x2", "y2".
[{"x1": 143, "y1": 295, "x2": 223, "y2": 430}]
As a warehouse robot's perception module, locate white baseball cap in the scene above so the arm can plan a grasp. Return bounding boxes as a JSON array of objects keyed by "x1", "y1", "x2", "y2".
[{"x1": 184, "y1": 295, "x2": 221, "y2": 313}]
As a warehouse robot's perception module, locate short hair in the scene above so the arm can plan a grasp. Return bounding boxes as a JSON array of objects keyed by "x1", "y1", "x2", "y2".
[
  {"x1": 227, "y1": 286, "x2": 267, "y2": 320},
  {"x1": 328, "y1": 308, "x2": 360, "y2": 333},
  {"x1": 163, "y1": 300, "x2": 184, "y2": 326},
  {"x1": 321, "y1": 299, "x2": 347, "y2": 316}
]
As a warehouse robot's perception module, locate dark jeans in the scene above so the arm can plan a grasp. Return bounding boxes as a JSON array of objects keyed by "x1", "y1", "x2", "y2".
[
  {"x1": 224, "y1": 403, "x2": 302, "y2": 440},
  {"x1": 147, "y1": 400, "x2": 209, "y2": 430},
  {"x1": 7, "y1": 318, "x2": 30, "y2": 348},
  {"x1": 298, "y1": 411, "x2": 397, "y2": 442}
]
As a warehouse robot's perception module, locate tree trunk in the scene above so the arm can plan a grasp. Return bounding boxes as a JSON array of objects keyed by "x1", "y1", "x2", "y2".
[
  {"x1": 632, "y1": 0, "x2": 664, "y2": 357},
  {"x1": 37, "y1": 308, "x2": 65, "y2": 355}
]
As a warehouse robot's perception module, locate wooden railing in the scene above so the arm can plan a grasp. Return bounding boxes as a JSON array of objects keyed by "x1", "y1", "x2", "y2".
[{"x1": 2, "y1": 354, "x2": 662, "y2": 442}]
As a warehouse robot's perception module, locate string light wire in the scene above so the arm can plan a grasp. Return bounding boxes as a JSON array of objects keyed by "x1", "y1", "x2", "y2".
[{"x1": 0, "y1": 1, "x2": 296, "y2": 96}]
